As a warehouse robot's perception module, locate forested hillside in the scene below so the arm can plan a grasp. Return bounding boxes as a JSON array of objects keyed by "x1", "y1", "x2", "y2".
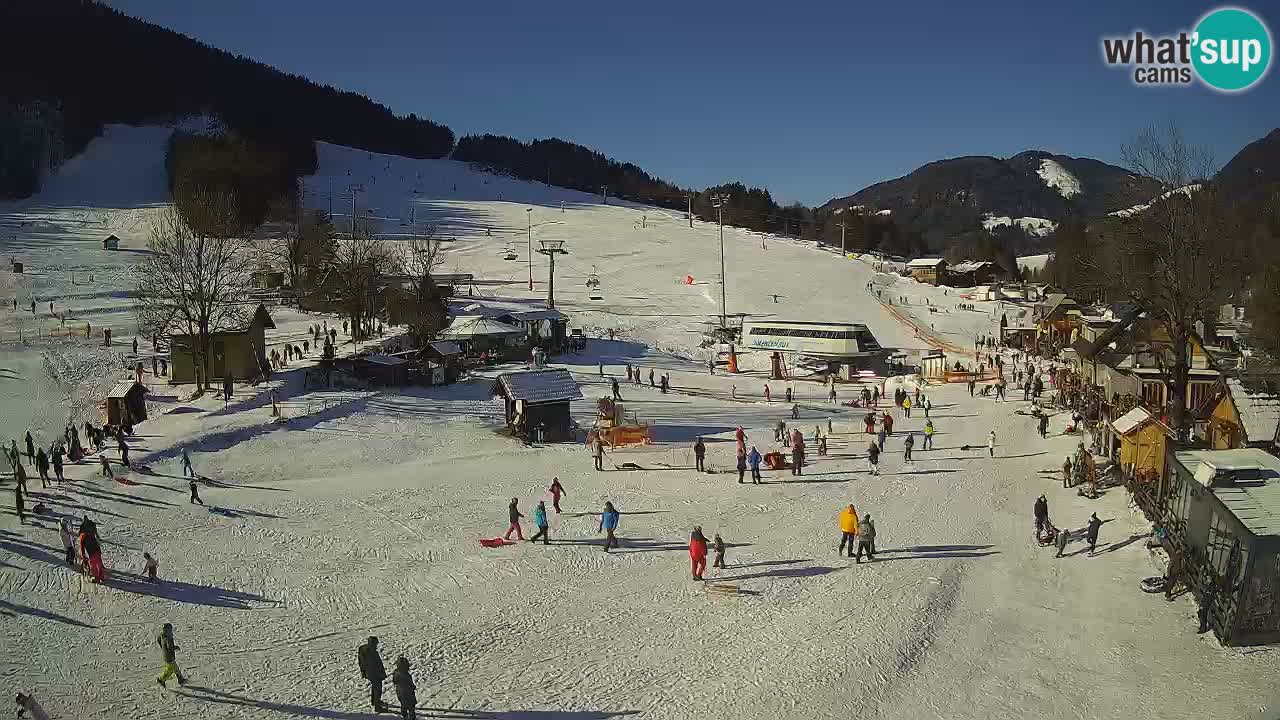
[{"x1": 0, "y1": 0, "x2": 453, "y2": 199}]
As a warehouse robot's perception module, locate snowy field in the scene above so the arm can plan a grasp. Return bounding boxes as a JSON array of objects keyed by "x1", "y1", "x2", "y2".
[{"x1": 3, "y1": 127, "x2": 1280, "y2": 720}]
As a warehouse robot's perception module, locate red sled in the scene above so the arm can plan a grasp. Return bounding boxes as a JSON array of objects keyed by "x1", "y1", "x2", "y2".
[
  {"x1": 479, "y1": 538, "x2": 512, "y2": 548},
  {"x1": 114, "y1": 475, "x2": 136, "y2": 486}
]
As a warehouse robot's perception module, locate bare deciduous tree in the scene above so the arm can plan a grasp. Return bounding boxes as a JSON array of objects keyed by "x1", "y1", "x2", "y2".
[
  {"x1": 329, "y1": 227, "x2": 392, "y2": 343},
  {"x1": 135, "y1": 193, "x2": 257, "y2": 391},
  {"x1": 391, "y1": 225, "x2": 449, "y2": 348},
  {"x1": 1084, "y1": 122, "x2": 1248, "y2": 440}
]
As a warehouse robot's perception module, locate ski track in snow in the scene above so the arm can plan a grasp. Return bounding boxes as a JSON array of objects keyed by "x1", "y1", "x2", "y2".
[{"x1": 1, "y1": 127, "x2": 1278, "y2": 720}]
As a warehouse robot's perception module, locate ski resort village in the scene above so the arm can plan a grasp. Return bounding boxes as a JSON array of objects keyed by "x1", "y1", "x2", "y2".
[{"x1": 6, "y1": 3, "x2": 1280, "y2": 719}]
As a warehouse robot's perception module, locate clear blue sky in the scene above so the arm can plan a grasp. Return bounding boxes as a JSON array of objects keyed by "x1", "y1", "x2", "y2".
[{"x1": 105, "y1": 0, "x2": 1277, "y2": 205}]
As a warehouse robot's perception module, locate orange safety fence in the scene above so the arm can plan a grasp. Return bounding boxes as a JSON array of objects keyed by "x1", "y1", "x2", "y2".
[{"x1": 588, "y1": 425, "x2": 652, "y2": 447}]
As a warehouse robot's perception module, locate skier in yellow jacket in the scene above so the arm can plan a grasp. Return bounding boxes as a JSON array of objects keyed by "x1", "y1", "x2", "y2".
[{"x1": 838, "y1": 504, "x2": 860, "y2": 557}]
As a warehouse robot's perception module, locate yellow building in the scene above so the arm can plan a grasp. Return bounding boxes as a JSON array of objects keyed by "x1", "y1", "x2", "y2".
[
  {"x1": 1113, "y1": 406, "x2": 1173, "y2": 481},
  {"x1": 168, "y1": 304, "x2": 275, "y2": 384},
  {"x1": 1203, "y1": 378, "x2": 1280, "y2": 450}
]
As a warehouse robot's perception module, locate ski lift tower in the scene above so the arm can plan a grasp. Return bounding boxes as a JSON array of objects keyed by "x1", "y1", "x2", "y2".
[
  {"x1": 536, "y1": 239, "x2": 568, "y2": 309},
  {"x1": 711, "y1": 193, "x2": 730, "y2": 329}
]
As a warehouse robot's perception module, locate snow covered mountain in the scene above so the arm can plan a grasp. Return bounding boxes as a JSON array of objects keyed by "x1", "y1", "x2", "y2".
[{"x1": 819, "y1": 151, "x2": 1161, "y2": 245}]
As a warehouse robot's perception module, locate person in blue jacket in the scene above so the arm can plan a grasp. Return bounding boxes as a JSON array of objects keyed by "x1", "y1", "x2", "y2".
[
  {"x1": 748, "y1": 446, "x2": 763, "y2": 484},
  {"x1": 529, "y1": 500, "x2": 550, "y2": 545},
  {"x1": 598, "y1": 501, "x2": 620, "y2": 552}
]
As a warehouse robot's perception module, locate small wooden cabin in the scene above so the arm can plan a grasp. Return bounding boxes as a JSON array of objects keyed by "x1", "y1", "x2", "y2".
[
  {"x1": 491, "y1": 369, "x2": 583, "y2": 442},
  {"x1": 105, "y1": 380, "x2": 148, "y2": 426}
]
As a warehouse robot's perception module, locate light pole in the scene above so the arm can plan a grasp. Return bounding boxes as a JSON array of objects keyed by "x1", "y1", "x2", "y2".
[
  {"x1": 711, "y1": 193, "x2": 729, "y2": 329},
  {"x1": 537, "y1": 239, "x2": 568, "y2": 308},
  {"x1": 526, "y1": 208, "x2": 533, "y2": 291}
]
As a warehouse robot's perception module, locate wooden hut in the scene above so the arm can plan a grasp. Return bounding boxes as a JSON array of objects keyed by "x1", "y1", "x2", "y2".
[
  {"x1": 105, "y1": 380, "x2": 148, "y2": 426},
  {"x1": 491, "y1": 369, "x2": 582, "y2": 442},
  {"x1": 353, "y1": 353, "x2": 409, "y2": 386},
  {"x1": 103, "y1": 234, "x2": 120, "y2": 250},
  {"x1": 1112, "y1": 406, "x2": 1173, "y2": 482},
  {"x1": 905, "y1": 258, "x2": 947, "y2": 285}
]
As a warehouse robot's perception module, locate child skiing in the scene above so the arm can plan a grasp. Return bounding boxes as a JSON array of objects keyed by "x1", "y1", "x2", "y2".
[
  {"x1": 867, "y1": 442, "x2": 880, "y2": 475},
  {"x1": 712, "y1": 533, "x2": 727, "y2": 569},
  {"x1": 143, "y1": 552, "x2": 159, "y2": 582},
  {"x1": 988, "y1": 430, "x2": 996, "y2": 457},
  {"x1": 923, "y1": 419, "x2": 935, "y2": 450},
  {"x1": 189, "y1": 479, "x2": 203, "y2": 505},
  {"x1": 748, "y1": 446, "x2": 762, "y2": 483}
]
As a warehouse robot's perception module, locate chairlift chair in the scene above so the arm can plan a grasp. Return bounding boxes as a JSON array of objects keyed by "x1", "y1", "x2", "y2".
[
  {"x1": 501, "y1": 239, "x2": 518, "y2": 261},
  {"x1": 587, "y1": 266, "x2": 603, "y2": 300}
]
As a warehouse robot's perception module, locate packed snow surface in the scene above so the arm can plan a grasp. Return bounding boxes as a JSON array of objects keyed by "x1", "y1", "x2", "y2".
[
  {"x1": 1036, "y1": 159, "x2": 1082, "y2": 198},
  {"x1": 2, "y1": 129, "x2": 1279, "y2": 720}
]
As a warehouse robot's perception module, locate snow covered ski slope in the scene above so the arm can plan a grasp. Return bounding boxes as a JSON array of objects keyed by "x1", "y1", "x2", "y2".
[{"x1": 2, "y1": 130, "x2": 1278, "y2": 720}]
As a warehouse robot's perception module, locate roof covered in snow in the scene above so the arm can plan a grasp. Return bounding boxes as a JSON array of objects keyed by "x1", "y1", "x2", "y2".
[
  {"x1": 493, "y1": 369, "x2": 582, "y2": 404},
  {"x1": 1112, "y1": 406, "x2": 1152, "y2": 435},
  {"x1": 950, "y1": 260, "x2": 995, "y2": 273},
  {"x1": 502, "y1": 309, "x2": 569, "y2": 323},
  {"x1": 427, "y1": 340, "x2": 462, "y2": 357},
  {"x1": 906, "y1": 258, "x2": 946, "y2": 268},
  {"x1": 360, "y1": 353, "x2": 407, "y2": 367},
  {"x1": 1175, "y1": 449, "x2": 1280, "y2": 537},
  {"x1": 439, "y1": 316, "x2": 524, "y2": 339},
  {"x1": 1226, "y1": 378, "x2": 1280, "y2": 444},
  {"x1": 107, "y1": 380, "x2": 147, "y2": 399}
]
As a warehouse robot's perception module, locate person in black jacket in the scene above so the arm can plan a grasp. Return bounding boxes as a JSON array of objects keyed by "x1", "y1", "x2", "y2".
[
  {"x1": 392, "y1": 656, "x2": 417, "y2": 720},
  {"x1": 693, "y1": 438, "x2": 706, "y2": 473},
  {"x1": 357, "y1": 636, "x2": 388, "y2": 712},
  {"x1": 1085, "y1": 513, "x2": 1103, "y2": 554},
  {"x1": 34, "y1": 447, "x2": 49, "y2": 487},
  {"x1": 1033, "y1": 495, "x2": 1049, "y2": 538}
]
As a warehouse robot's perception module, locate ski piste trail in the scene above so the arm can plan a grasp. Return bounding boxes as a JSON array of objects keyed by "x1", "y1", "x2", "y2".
[{"x1": 1, "y1": 126, "x2": 1278, "y2": 720}]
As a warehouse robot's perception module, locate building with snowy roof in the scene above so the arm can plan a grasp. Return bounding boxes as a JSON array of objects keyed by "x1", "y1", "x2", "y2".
[
  {"x1": 947, "y1": 260, "x2": 1001, "y2": 287},
  {"x1": 1201, "y1": 378, "x2": 1280, "y2": 452},
  {"x1": 905, "y1": 257, "x2": 947, "y2": 285},
  {"x1": 491, "y1": 369, "x2": 583, "y2": 443},
  {"x1": 1165, "y1": 448, "x2": 1280, "y2": 645}
]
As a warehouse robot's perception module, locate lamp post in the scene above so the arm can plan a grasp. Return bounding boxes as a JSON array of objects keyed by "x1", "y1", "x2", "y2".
[
  {"x1": 711, "y1": 194, "x2": 729, "y2": 328},
  {"x1": 526, "y1": 208, "x2": 533, "y2": 291},
  {"x1": 537, "y1": 239, "x2": 568, "y2": 308}
]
